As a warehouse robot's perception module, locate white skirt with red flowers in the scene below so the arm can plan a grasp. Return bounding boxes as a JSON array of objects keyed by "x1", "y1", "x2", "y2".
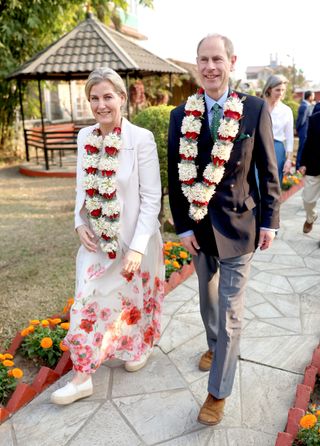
[{"x1": 64, "y1": 231, "x2": 165, "y2": 374}]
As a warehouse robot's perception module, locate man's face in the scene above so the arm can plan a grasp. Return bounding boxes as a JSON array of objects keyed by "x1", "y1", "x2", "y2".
[{"x1": 196, "y1": 36, "x2": 236, "y2": 100}]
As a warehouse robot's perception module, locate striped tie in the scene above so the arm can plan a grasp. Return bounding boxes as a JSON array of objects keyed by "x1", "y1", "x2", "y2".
[{"x1": 210, "y1": 103, "x2": 221, "y2": 142}]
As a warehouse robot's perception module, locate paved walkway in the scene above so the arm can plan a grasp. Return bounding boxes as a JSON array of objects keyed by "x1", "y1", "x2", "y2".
[{"x1": 1, "y1": 189, "x2": 320, "y2": 446}]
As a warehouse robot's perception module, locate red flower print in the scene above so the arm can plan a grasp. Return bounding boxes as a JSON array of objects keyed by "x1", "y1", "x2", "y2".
[
  {"x1": 121, "y1": 306, "x2": 141, "y2": 325},
  {"x1": 80, "y1": 319, "x2": 94, "y2": 333},
  {"x1": 144, "y1": 326, "x2": 154, "y2": 345},
  {"x1": 224, "y1": 109, "x2": 241, "y2": 120},
  {"x1": 154, "y1": 276, "x2": 164, "y2": 292},
  {"x1": 100, "y1": 308, "x2": 111, "y2": 321},
  {"x1": 81, "y1": 302, "x2": 99, "y2": 322},
  {"x1": 93, "y1": 332, "x2": 103, "y2": 347},
  {"x1": 143, "y1": 297, "x2": 156, "y2": 314},
  {"x1": 141, "y1": 271, "x2": 150, "y2": 287},
  {"x1": 121, "y1": 270, "x2": 134, "y2": 282},
  {"x1": 118, "y1": 335, "x2": 134, "y2": 351}
]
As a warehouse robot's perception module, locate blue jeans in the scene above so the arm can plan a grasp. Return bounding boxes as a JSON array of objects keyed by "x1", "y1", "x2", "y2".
[{"x1": 274, "y1": 140, "x2": 286, "y2": 185}]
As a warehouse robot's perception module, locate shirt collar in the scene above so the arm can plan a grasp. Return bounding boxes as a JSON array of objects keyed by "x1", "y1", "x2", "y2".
[{"x1": 204, "y1": 90, "x2": 229, "y2": 111}]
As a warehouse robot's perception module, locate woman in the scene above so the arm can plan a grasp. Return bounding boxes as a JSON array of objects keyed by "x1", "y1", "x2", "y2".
[
  {"x1": 51, "y1": 67, "x2": 164, "y2": 405},
  {"x1": 262, "y1": 74, "x2": 294, "y2": 184}
]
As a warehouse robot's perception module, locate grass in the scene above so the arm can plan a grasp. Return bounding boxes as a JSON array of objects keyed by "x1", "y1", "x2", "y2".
[{"x1": 0, "y1": 166, "x2": 78, "y2": 350}]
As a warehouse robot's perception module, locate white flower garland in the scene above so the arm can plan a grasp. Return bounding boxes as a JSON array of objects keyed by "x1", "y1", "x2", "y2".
[
  {"x1": 82, "y1": 127, "x2": 122, "y2": 258},
  {"x1": 179, "y1": 88, "x2": 244, "y2": 221}
]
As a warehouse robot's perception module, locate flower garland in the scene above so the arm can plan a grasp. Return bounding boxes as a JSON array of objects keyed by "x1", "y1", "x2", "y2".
[
  {"x1": 178, "y1": 88, "x2": 244, "y2": 221},
  {"x1": 82, "y1": 127, "x2": 122, "y2": 259}
]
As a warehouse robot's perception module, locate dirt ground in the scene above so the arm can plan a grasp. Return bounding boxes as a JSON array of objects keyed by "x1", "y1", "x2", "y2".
[{"x1": 0, "y1": 166, "x2": 79, "y2": 350}]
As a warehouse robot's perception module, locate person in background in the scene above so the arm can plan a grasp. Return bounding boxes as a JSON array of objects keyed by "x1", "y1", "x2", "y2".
[
  {"x1": 312, "y1": 101, "x2": 320, "y2": 115},
  {"x1": 296, "y1": 90, "x2": 315, "y2": 169},
  {"x1": 168, "y1": 33, "x2": 280, "y2": 426},
  {"x1": 262, "y1": 75, "x2": 294, "y2": 185},
  {"x1": 299, "y1": 112, "x2": 320, "y2": 234},
  {"x1": 51, "y1": 67, "x2": 164, "y2": 405}
]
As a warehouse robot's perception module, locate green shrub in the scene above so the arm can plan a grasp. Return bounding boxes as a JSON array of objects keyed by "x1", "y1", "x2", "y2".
[{"x1": 283, "y1": 99, "x2": 299, "y2": 124}]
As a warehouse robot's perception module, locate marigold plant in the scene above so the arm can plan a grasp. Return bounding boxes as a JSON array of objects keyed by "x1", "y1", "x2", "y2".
[
  {"x1": 282, "y1": 170, "x2": 303, "y2": 191},
  {"x1": 164, "y1": 241, "x2": 192, "y2": 280},
  {"x1": 294, "y1": 405, "x2": 320, "y2": 446},
  {"x1": 19, "y1": 299, "x2": 73, "y2": 368},
  {"x1": 0, "y1": 354, "x2": 24, "y2": 405}
]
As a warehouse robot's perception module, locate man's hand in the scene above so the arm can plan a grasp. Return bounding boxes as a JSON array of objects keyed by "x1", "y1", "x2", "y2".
[
  {"x1": 76, "y1": 225, "x2": 97, "y2": 252},
  {"x1": 283, "y1": 159, "x2": 292, "y2": 174},
  {"x1": 258, "y1": 229, "x2": 275, "y2": 251},
  {"x1": 299, "y1": 166, "x2": 306, "y2": 175},
  {"x1": 180, "y1": 234, "x2": 200, "y2": 256}
]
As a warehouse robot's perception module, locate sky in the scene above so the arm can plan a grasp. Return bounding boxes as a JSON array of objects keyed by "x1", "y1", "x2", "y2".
[{"x1": 137, "y1": 0, "x2": 320, "y2": 85}]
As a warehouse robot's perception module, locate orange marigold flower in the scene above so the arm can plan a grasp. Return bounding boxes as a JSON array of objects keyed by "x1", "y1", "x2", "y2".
[
  {"x1": 0, "y1": 354, "x2": 5, "y2": 360},
  {"x1": 12, "y1": 368, "x2": 23, "y2": 379},
  {"x1": 179, "y1": 251, "x2": 188, "y2": 259},
  {"x1": 20, "y1": 328, "x2": 30, "y2": 337},
  {"x1": 40, "y1": 337, "x2": 53, "y2": 349},
  {"x1": 30, "y1": 319, "x2": 40, "y2": 325},
  {"x1": 172, "y1": 261, "x2": 181, "y2": 269},
  {"x1": 165, "y1": 259, "x2": 171, "y2": 265},
  {"x1": 60, "y1": 322, "x2": 70, "y2": 330},
  {"x1": 300, "y1": 413, "x2": 317, "y2": 429},
  {"x1": 27, "y1": 325, "x2": 35, "y2": 333},
  {"x1": 41, "y1": 319, "x2": 50, "y2": 327},
  {"x1": 7, "y1": 370, "x2": 13, "y2": 377},
  {"x1": 2, "y1": 360, "x2": 14, "y2": 367},
  {"x1": 316, "y1": 410, "x2": 320, "y2": 417},
  {"x1": 171, "y1": 254, "x2": 177, "y2": 259},
  {"x1": 3, "y1": 353, "x2": 13, "y2": 359},
  {"x1": 172, "y1": 242, "x2": 181, "y2": 246},
  {"x1": 59, "y1": 341, "x2": 69, "y2": 352},
  {"x1": 50, "y1": 318, "x2": 62, "y2": 325}
]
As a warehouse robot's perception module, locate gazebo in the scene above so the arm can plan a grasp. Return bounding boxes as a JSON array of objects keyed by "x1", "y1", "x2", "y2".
[{"x1": 7, "y1": 13, "x2": 186, "y2": 170}]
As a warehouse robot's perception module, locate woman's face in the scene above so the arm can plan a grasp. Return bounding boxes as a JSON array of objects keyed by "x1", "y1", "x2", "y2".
[
  {"x1": 89, "y1": 80, "x2": 125, "y2": 132},
  {"x1": 269, "y1": 83, "x2": 286, "y2": 102}
]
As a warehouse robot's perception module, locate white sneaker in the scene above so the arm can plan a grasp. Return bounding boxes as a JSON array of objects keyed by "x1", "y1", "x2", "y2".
[
  {"x1": 51, "y1": 377, "x2": 93, "y2": 405},
  {"x1": 125, "y1": 348, "x2": 153, "y2": 372}
]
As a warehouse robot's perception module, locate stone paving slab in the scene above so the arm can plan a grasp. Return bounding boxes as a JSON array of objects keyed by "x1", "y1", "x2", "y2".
[{"x1": 1, "y1": 189, "x2": 320, "y2": 446}]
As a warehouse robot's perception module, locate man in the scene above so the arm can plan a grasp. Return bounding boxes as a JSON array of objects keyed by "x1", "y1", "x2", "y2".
[
  {"x1": 299, "y1": 111, "x2": 320, "y2": 234},
  {"x1": 167, "y1": 34, "x2": 280, "y2": 426},
  {"x1": 296, "y1": 90, "x2": 315, "y2": 169}
]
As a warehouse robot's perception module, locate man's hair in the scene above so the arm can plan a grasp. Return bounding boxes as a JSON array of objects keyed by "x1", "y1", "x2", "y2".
[
  {"x1": 304, "y1": 90, "x2": 313, "y2": 100},
  {"x1": 262, "y1": 74, "x2": 288, "y2": 98},
  {"x1": 197, "y1": 34, "x2": 234, "y2": 59}
]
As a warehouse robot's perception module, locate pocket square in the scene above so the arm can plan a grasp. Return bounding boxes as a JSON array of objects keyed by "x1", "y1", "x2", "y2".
[{"x1": 235, "y1": 133, "x2": 251, "y2": 142}]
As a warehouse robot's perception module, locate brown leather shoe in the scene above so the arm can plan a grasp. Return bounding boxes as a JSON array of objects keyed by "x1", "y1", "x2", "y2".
[
  {"x1": 303, "y1": 220, "x2": 314, "y2": 233},
  {"x1": 199, "y1": 350, "x2": 213, "y2": 371},
  {"x1": 198, "y1": 393, "x2": 225, "y2": 425}
]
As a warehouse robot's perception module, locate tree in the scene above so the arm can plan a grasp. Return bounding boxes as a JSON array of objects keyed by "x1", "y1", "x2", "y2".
[{"x1": 0, "y1": 0, "x2": 153, "y2": 159}]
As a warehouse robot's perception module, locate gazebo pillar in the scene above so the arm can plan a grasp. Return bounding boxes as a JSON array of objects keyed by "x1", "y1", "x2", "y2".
[
  {"x1": 38, "y1": 78, "x2": 49, "y2": 170},
  {"x1": 17, "y1": 79, "x2": 29, "y2": 162}
]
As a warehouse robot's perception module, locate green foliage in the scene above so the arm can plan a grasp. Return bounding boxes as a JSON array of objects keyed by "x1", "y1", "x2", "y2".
[
  {"x1": 283, "y1": 98, "x2": 300, "y2": 123},
  {"x1": 0, "y1": 354, "x2": 23, "y2": 405},
  {"x1": 132, "y1": 105, "x2": 174, "y2": 189},
  {"x1": 163, "y1": 241, "x2": 192, "y2": 280},
  {"x1": 19, "y1": 322, "x2": 68, "y2": 368}
]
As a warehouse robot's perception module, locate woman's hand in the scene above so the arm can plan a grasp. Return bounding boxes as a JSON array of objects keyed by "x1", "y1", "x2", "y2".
[
  {"x1": 76, "y1": 225, "x2": 97, "y2": 252},
  {"x1": 122, "y1": 249, "x2": 143, "y2": 274}
]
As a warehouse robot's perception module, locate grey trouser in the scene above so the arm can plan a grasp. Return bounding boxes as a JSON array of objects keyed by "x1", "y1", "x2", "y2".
[{"x1": 193, "y1": 251, "x2": 253, "y2": 399}]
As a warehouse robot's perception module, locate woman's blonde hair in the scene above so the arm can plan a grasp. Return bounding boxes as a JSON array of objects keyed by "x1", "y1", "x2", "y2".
[
  {"x1": 85, "y1": 67, "x2": 127, "y2": 106},
  {"x1": 262, "y1": 74, "x2": 288, "y2": 98}
]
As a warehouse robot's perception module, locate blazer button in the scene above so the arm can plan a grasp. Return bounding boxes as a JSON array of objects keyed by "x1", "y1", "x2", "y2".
[
  {"x1": 230, "y1": 184, "x2": 235, "y2": 188},
  {"x1": 233, "y1": 207, "x2": 237, "y2": 211},
  {"x1": 236, "y1": 161, "x2": 241, "y2": 166}
]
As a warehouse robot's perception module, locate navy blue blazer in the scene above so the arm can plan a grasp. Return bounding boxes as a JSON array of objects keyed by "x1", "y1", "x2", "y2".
[
  {"x1": 167, "y1": 92, "x2": 281, "y2": 259},
  {"x1": 300, "y1": 111, "x2": 320, "y2": 176}
]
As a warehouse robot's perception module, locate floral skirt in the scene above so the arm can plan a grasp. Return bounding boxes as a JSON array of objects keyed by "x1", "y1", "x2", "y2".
[{"x1": 64, "y1": 232, "x2": 165, "y2": 374}]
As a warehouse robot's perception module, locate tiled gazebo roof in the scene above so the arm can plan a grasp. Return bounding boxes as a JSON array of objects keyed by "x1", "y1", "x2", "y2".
[{"x1": 7, "y1": 15, "x2": 186, "y2": 80}]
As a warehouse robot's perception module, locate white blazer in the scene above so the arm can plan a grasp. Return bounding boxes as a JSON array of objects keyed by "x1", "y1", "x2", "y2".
[{"x1": 74, "y1": 117, "x2": 161, "y2": 255}]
